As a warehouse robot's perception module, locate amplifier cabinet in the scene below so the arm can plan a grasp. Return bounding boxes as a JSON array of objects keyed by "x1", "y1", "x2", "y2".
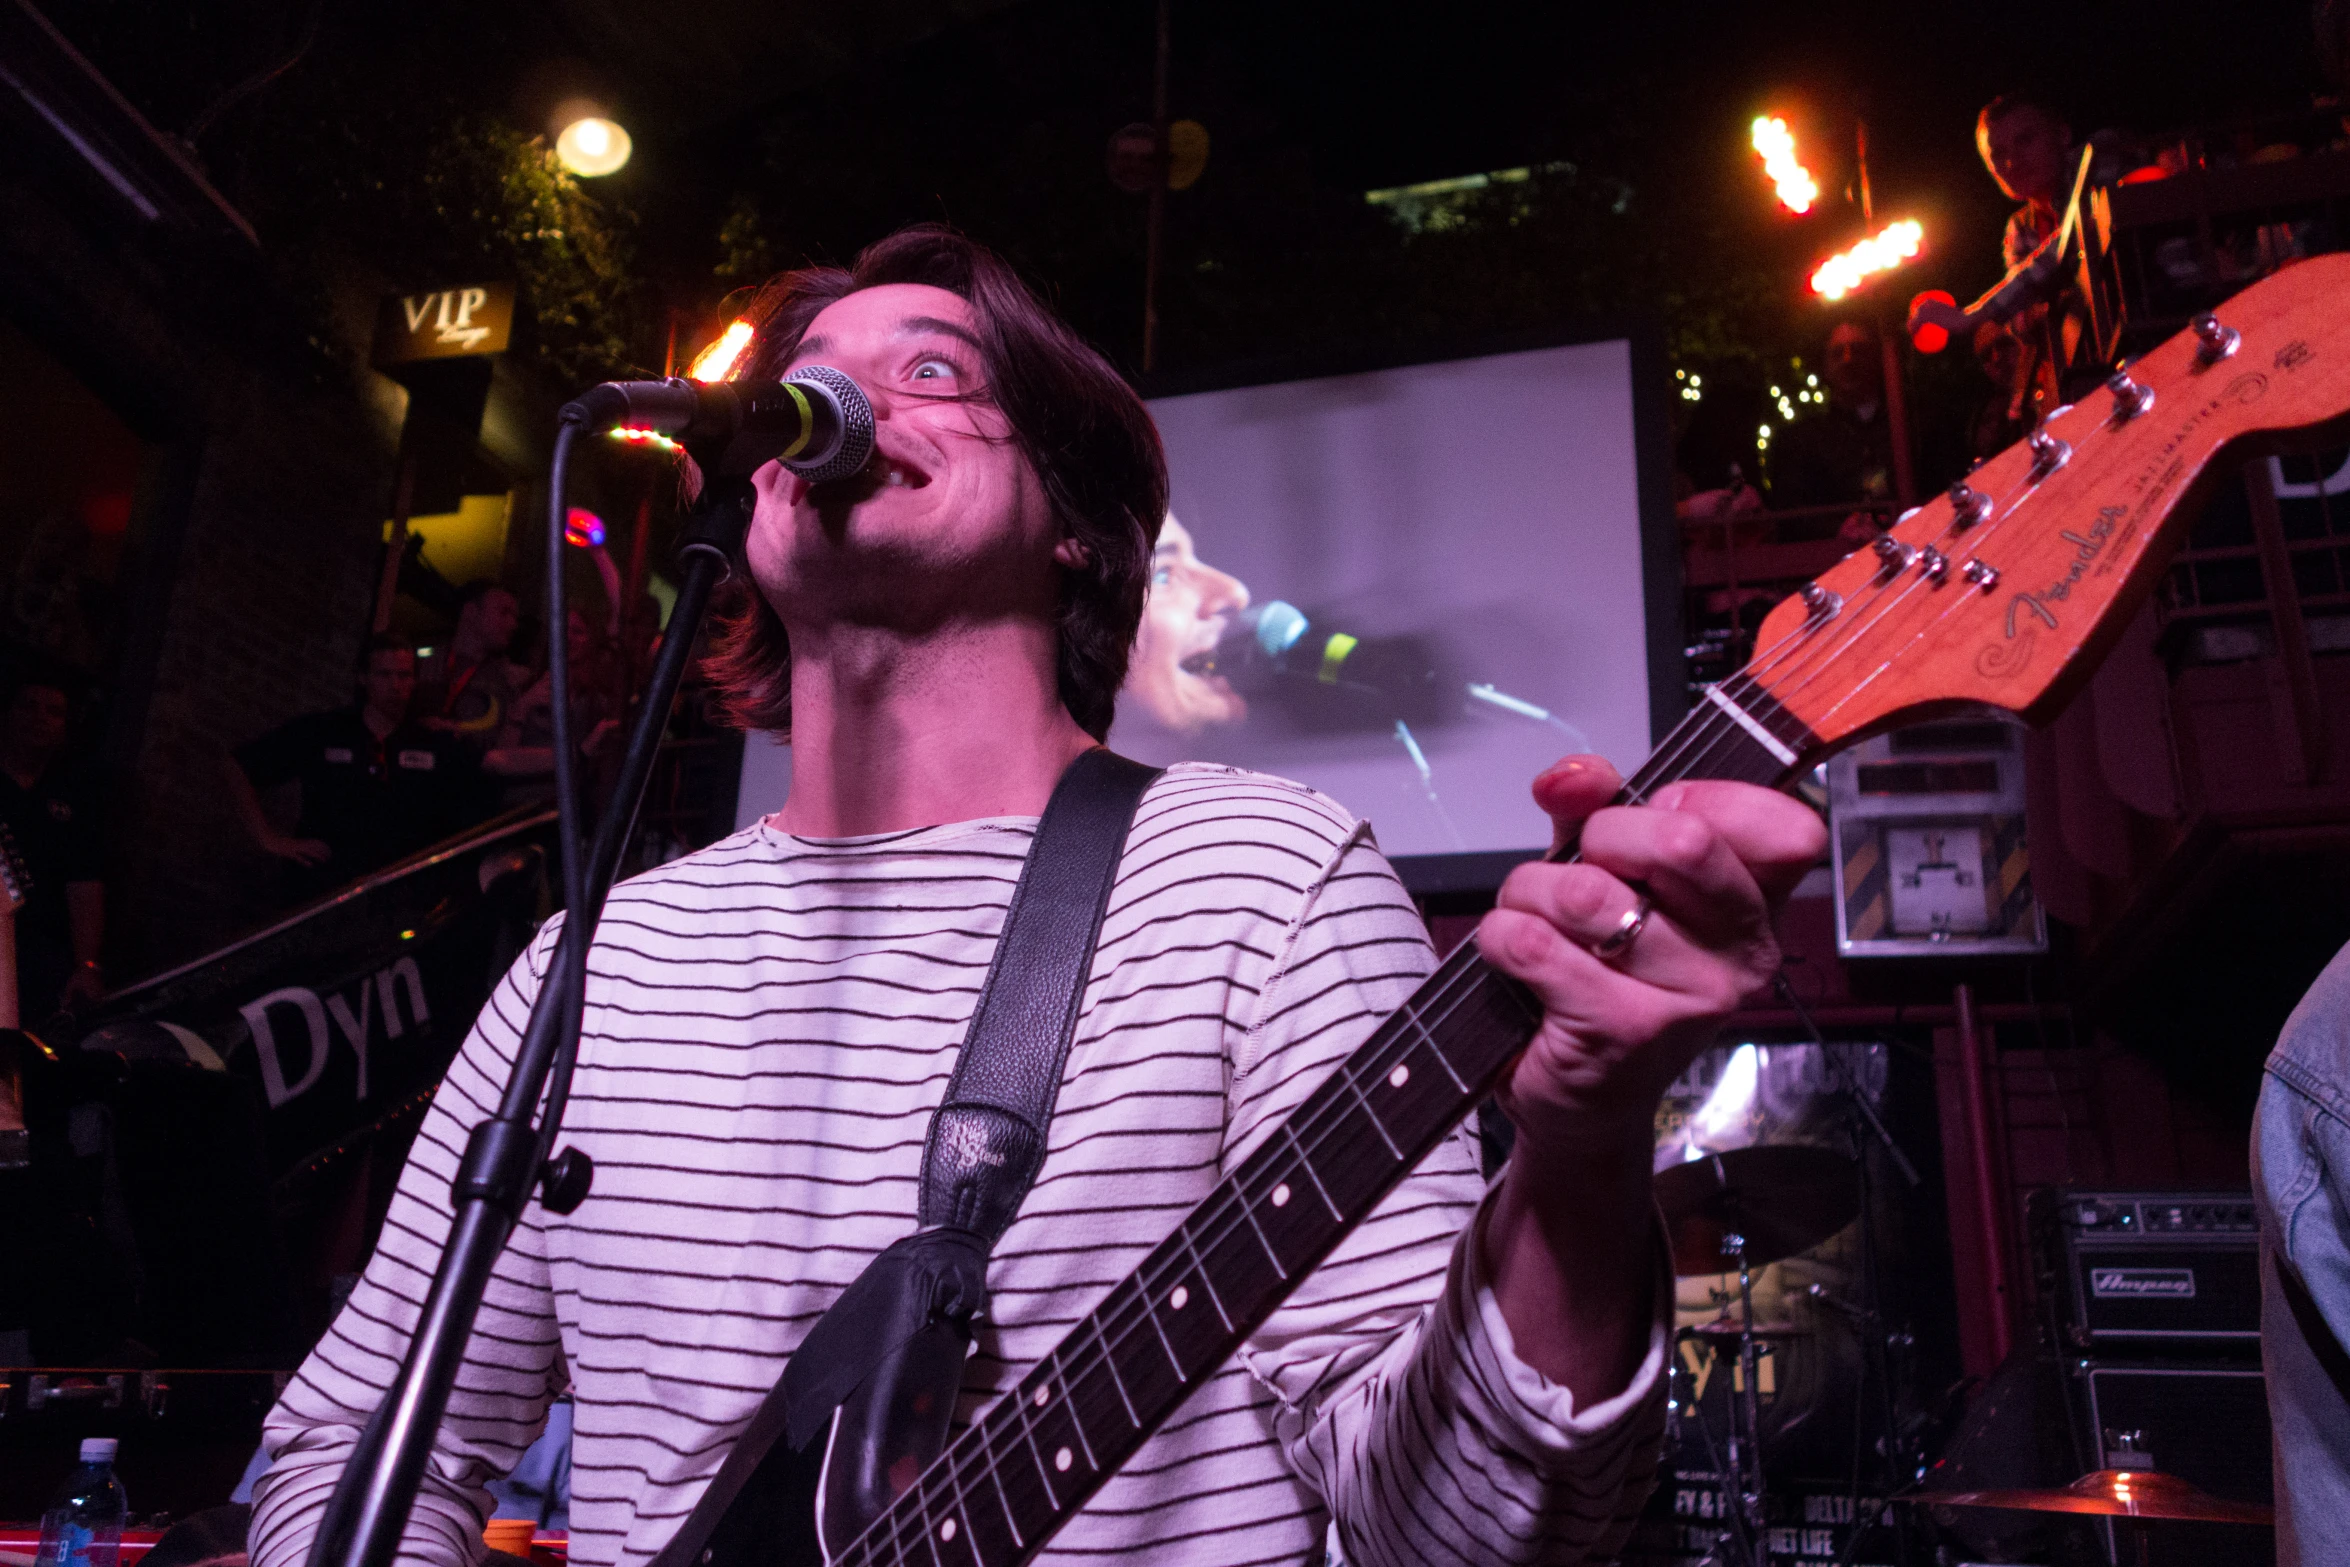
[
  {"x1": 2072, "y1": 1361, "x2": 2272, "y2": 1567},
  {"x1": 2031, "y1": 1190, "x2": 2259, "y2": 1353}
]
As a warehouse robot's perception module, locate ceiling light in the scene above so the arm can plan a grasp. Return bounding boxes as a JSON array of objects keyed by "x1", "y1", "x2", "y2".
[{"x1": 556, "y1": 116, "x2": 632, "y2": 177}]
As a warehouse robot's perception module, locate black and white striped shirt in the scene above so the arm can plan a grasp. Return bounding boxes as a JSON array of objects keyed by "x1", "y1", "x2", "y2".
[{"x1": 250, "y1": 763, "x2": 1666, "y2": 1567}]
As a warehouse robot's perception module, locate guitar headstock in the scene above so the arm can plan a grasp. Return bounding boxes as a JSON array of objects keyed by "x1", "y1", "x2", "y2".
[{"x1": 1746, "y1": 253, "x2": 2350, "y2": 757}]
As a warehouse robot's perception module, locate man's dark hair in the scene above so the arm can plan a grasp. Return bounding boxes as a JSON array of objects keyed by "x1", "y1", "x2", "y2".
[
  {"x1": 365, "y1": 631, "x2": 417, "y2": 659},
  {"x1": 1976, "y1": 93, "x2": 2065, "y2": 137},
  {"x1": 703, "y1": 225, "x2": 1168, "y2": 741},
  {"x1": 457, "y1": 580, "x2": 514, "y2": 609}
]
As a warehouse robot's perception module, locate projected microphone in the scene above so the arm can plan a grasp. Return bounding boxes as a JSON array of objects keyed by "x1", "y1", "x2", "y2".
[
  {"x1": 1182, "y1": 601, "x2": 1447, "y2": 723},
  {"x1": 559, "y1": 365, "x2": 876, "y2": 481}
]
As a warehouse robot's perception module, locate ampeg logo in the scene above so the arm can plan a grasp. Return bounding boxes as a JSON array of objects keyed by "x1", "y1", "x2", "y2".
[{"x1": 2090, "y1": 1267, "x2": 2196, "y2": 1299}]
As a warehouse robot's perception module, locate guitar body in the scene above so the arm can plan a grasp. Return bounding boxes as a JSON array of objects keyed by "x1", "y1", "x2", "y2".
[{"x1": 722, "y1": 259, "x2": 2350, "y2": 1567}]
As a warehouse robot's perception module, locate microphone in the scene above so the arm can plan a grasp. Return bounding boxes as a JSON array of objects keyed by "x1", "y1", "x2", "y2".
[
  {"x1": 559, "y1": 365, "x2": 876, "y2": 481},
  {"x1": 1182, "y1": 601, "x2": 1448, "y2": 724}
]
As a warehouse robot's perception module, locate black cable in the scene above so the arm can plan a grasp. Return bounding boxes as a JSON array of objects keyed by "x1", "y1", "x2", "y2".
[{"x1": 535, "y1": 417, "x2": 590, "y2": 1175}]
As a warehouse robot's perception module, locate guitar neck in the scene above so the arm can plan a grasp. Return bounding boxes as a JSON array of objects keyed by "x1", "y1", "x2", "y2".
[{"x1": 834, "y1": 694, "x2": 1817, "y2": 1567}]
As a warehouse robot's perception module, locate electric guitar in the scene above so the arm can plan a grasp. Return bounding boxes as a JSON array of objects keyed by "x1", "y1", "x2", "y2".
[{"x1": 792, "y1": 256, "x2": 2350, "y2": 1566}]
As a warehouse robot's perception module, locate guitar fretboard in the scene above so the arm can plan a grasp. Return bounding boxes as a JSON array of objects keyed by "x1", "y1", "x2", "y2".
[{"x1": 836, "y1": 687, "x2": 1814, "y2": 1567}]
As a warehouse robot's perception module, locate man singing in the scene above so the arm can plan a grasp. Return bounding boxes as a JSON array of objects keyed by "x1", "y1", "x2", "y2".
[{"x1": 249, "y1": 227, "x2": 1824, "y2": 1567}]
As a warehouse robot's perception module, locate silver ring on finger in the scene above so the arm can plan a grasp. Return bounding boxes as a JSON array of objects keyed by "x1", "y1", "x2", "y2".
[{"x1": 1591, "y1": 894, "x2": 1653, "y2": 963}]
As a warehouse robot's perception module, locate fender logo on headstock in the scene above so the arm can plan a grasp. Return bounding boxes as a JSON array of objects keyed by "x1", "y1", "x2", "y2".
[{"x1": 2003, "y1": 505, "x2": 2126, "y2": 640}]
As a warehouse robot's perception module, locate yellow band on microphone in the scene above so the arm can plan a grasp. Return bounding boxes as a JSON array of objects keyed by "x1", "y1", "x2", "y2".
[
  {"x1": 1317, "y1": 633, "x2": 1357, "y2": 685},
  {"x1": 778, "y1": 384, "x2": 815, "y2": 461}
]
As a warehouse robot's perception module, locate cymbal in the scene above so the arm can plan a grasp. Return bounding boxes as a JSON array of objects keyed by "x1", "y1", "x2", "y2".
[
  {"x1": 1654, "y1": 1145, "x2": 1859, "y2": 1276},
  {"x1": 1678, "y1": 1317, "x2": 1809, "y2": 1340},
  {"x1": 1912, "y1": 1469, "x2": 2274, "y2": 1525}
]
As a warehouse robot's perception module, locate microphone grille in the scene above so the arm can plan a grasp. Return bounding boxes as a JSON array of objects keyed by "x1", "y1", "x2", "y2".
[
  {"x1": 1253, "y1": 601, "x2": 1309, "y2": 659},
  {"x1": 785, "y1": 365, "x2": 876, "y2": 483}
]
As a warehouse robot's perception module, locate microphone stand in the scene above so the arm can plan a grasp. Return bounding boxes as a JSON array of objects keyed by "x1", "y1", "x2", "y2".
[{"x1": 304, "y1": 418, "x2": 758, "y2": 1567}]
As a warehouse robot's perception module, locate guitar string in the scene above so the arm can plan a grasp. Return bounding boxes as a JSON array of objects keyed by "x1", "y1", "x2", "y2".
[
  {"x1": 836, "y1": 551, "x2": 1991, "y2": 1560},
  {"x1": 1765, "y1": 406, "x2": 2126, "y2": 719},
  {"x1": 1800, "y1": 413, "x2": 2174, "y2": 733},
  {"x1": 850, "y1": 959, "x2": 1504, "y2": 1563},
  {"x1": 841, "y1": 410, "x2": 2137, "y2": 1563},
  {"x1": 1673, "y1": 391, "x2": 2126, "y2": 749},
  {"x1": 848, "y1": 939, "x2": 1523, "y2": 1566},
  {"x1": 848, "y1": 682, "x2": 1795, "y2": 1562},
  {"x1": 1688, "y1": 398, "x2": 2115, "y2": 748}
]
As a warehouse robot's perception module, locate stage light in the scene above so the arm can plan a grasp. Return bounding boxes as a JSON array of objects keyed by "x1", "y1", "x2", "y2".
[
  {"x1": 565, "y1": 508, "x2": 607, "y2": 548},
  {"x1": 1751, "y1": 116, "x2": 1818, "y2": 214},
  {"x1": 1810, "y1": 219, "x2": 1925, "y2": 300},
  {"x1": 556, "y1": 116, "x2": 632, "y2": 177},
  {"x1": 689, "y1": 320, "x2": 755, "y2": 382}
]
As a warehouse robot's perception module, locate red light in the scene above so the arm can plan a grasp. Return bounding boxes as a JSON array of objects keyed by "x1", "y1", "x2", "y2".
[
  {"x1": 565, "y1": 508, "x2": 606, "y2": 549},
  {"x1": 1910, "y1": 290, "x2": 1957, "y2": 353}
]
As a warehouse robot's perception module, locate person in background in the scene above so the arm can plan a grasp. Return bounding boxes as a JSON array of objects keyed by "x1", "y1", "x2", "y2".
[
  {"x1": 1968, "y1": 323, "x2": 2028, "y2": 463},
  {"x1": 418, "y1": 582, "x2": 529, "y2": 758},
  {"x1": 226, "y1": 634, "x2": 486, "y2": 897},
  {"x1": 0, "y1": 675, "x2": 107, "y2": 1021},
  {"x1": 1909, "y1": 95, "x2": 2116, "y2": 429},
  {"x1": 2253, "y1": 939, "x2": 2350, "y2": 1566},
  {"x1": 1769, "y1": 320, "x2": 1895, "y2": 515}
]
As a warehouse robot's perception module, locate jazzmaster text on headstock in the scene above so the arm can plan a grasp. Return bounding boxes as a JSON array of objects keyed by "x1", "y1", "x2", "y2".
[{"x1": 1980, "y1": 359, "x2": 2292, "y2": 675}]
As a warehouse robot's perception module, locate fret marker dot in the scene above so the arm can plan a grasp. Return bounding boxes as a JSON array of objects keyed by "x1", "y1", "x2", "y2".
[
  {"x1": 1272, "y1": 1183, "x2": 1291, "y2": 1207},
  {"x1": 1389, "y1": 1064, "x2": 1410, "y2": 1088},
  {"x1": 1033, "y1": 1385, "x2": 1050, "y2": 1407},
  {"x1": 1170, "y1": 1285, "x2": 1189, "y2": 1310},
  {"x1": 1055, "y1": 1446, "x2": 1073, "y2": 1472},
  {"x1": 940, "y1": 1520, "x2": 957, "y2": 1543}
]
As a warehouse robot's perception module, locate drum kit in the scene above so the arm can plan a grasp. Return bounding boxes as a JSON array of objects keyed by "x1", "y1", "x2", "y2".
[{"x1": 1655, "y1": 1146, "x2": 2273, "y2": 1567}]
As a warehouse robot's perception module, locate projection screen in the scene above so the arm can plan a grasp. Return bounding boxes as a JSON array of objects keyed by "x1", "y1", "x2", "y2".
[{"x1": 737, "y1": 329, "x2": 1680, "y2": 888}]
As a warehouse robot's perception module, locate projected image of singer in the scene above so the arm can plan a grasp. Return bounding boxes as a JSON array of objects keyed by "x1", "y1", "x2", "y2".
[
  {"x1": 1121, "y1": 514, "x2": 1587, "y2": 854},
  {"x1": 1126, "y1": 516, "x2": 1449, "y2": 736},
  {"x1": 1125, "y1": 515, "x2": 1580, "y2": 744}
]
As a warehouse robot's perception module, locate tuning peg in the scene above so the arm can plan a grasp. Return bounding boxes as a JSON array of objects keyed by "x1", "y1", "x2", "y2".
[
  {"x1": 1948, "y1": 481, "x2": 1991, "y2": 529},
  {"x1": 1800, "y1": 581, "x2": 1842, "y2": 621},
  {"x1": 2106, "y1": 368, "x2": 2154, "y2": 420},
  {"x1": 1963, "y1": 559, "x2": 2000, "y2": 591},
  {"x1": 1917, "y1": 545, "x2": 1949, "y2": 584},
  {"x1": 2192, "y1": 313, "x2": 2240, "y2": 364},
  {"x1": 1872, "y1": 535, "x2": 1914, "y2": 573},
  {"x1": 2028, "y1": 427, "x2": 2071, "y2": 479}
]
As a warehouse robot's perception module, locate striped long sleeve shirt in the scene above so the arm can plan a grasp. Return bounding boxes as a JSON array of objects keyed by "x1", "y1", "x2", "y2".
[{"x1": 249, "y1": 763, "x2": 1668, "y2": 1567}]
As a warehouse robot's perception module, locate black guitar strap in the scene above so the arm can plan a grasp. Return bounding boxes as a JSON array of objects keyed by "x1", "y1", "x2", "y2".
[{"x1": 647, "y1": 748, "x2": 1161, "y2": 1567}]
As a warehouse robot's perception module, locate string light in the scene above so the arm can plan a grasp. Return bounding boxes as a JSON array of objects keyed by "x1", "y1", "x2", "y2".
[
  {"x1": 1750, "y1": 117, "x2": 1818, "y2": 214},
  {"x1": 608, "y1": 427, "x2": 679, "y2": 452},
  {"x1": 1811, "y1": 219, "x2": 1925, "y2": 300}
]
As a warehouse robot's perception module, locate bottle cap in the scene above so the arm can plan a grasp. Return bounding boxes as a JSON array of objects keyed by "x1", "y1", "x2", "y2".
[
  {"x1": 80, "y1": 1437, "x2": 118, "y2": 1463},
  {"x1": 482, "y1": 1518, "x2": 536, "y2": 1557}
]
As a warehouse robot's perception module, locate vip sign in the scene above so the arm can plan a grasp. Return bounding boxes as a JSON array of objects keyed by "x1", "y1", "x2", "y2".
[{"x1": 373, "y1": 281, "x2": 516, "y2": 366}]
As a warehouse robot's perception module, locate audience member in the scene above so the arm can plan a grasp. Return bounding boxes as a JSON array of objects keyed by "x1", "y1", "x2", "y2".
[
  {"x1": 2255, "y1": 938, "x2": 2350, "y2": 1566},
  {"x1": 1909, "y1": 95, "x2": 2117, "y2": 429},
  {"x1": 417, "y1": 582, "x2": 529, "y2": 757},
  {"x1": 0, "y1": 675, "x2": 107, "y2": 1021},
  {"x1": 1969, "y1": 323, "x2": 2029, "y2": 463},
  {"x1": 1771, "y1": 320, "x2": 1896, "y2": 511},
  {"x1": 226, "y1": 635, "x2": 485, "y2": 897}
]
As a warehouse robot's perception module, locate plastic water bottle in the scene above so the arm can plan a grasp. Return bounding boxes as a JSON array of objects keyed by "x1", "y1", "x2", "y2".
[{"x1": 34, "y1": 1437, "x2": 128, "y2": 1567}]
